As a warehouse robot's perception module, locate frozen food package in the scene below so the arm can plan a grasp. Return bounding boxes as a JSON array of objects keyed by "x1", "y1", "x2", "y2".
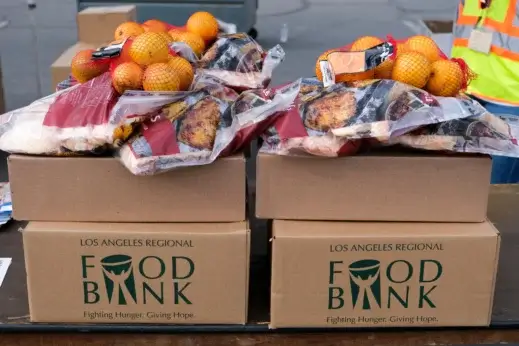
[
  {"x1": 330, "y1": 79, "x2": 487, "y2": 140},
  {"x1": 260, "y1": 78, "x2": 363, "y2": 157},
  {"x1": 0, "y1": 73, "x2": 136, "y2": 155},
  {"x1": 196, "y1": 33, "x2": 285, "y2": 91},
  {"x1": 260, "y1": 78, "x2": 485, "y2": 157},
  {"x1": 386, "y1": 112, "x2": 519, "y2": 157},
  {"x1": 118, "y1": 77, "x2": 298, "y2": 175}
]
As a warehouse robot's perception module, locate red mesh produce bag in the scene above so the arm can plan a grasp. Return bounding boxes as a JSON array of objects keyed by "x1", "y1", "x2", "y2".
[{"x1": 116, "y1": 76, "x2": 296, "y2": 175}]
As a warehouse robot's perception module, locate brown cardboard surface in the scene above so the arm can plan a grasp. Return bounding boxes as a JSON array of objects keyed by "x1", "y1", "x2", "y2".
[
  {"x1": 23, "y1": 221, "x2": 250, "y2": 324},
  {"x1": 256, "y1": 152, "x2": 491, "y2": 222},
  {"x1": 50, "y1": 42, "x2": 97, "y2": 90},
  {"x1": 270, "y1": 220, "x2": 500, "y2": 329},
  {"x1": 8, "y1": 154, "x2": 245, "y2": 222},
  {"x1": 77, "y1": 6, "x2": 136, "y2": 46}
]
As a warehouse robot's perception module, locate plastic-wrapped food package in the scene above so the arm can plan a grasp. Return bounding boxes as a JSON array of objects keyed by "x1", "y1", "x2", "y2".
[
  {"x1": 330, "y1": 79, "x2": 488, "y2": 140},
  {"x1": 260, "y1": 77, "x2": 484, "y2": 157},
  {"x1": 196, "y1": 33, "x2": 285, "y2": 91},
  {"x1": 386, "y1": 112, "x2": 519, "y2": 157},
  {"x1": 118, "y1": 78, "x2": 298, "y2": 175},
  {"x1": 260, "y1": 78, "x2": 361, "y2": 157},
  {"x1": 0, "y1": 73, "x2": 135, "y2": 155}
]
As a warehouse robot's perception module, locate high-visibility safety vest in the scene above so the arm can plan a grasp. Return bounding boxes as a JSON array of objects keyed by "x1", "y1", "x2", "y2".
[{"x1": 451, "y1": 0, "x2": 519, "y2": 106}]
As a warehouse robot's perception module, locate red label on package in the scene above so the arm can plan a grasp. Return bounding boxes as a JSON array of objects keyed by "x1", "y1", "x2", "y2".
[
  {"x1": 141, "y1": 115, "x2": 180, "y2": 156},
  {"x1": 43, "y1": 73, "x2": 118, "y2": 128}
]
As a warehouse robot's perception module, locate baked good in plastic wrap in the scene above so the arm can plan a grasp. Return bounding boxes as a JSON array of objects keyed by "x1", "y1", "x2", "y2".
[
  {"x1": 118, "y1": 76, "x2": 298, "y2": 175},
  {"x1": 196, "y1": 33, "x2": 285, "y2": 91},
  {"x1": 260, "y1": 78, "x2": 484, "y2": 157},
  {"x1": 386, "y1": 112, "x2": 519, "y2": 157},
  {"x1": 0, "y1": 73, "x2": 139, "y2": 155}
]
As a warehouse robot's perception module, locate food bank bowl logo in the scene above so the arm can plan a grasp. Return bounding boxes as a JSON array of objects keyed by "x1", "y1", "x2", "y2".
[
  {"x1": 101, "y1": 255, "x2": 137, "y2": 305},
  {"x1": 348, "y1": 259, "x2": 381, "y2": 310}
]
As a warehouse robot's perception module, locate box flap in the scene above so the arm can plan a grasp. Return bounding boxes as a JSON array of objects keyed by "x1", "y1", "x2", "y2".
[
  {"x1": 25, "y1": 221, "x2": 248, "y2": 235},
  {"x1": 273, "y1": 219, "x2": 500, "y2": 238}
]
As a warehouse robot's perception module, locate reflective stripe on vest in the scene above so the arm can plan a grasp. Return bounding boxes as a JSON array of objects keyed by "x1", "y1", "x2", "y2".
[{"x1": 452, "y1": 0, "x2": 519, "y2": 105}]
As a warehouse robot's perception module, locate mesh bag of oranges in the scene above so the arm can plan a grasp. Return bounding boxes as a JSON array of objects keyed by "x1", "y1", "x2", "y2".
[
  {"x1": 0, "y1": 73, "x2": 144, "y2": 156},
  {"x1": 196, "y1": 33, "x2": 285, "y2": 91},
  {"x1": 316, "y1": 35, "x2": 475, "y2": 99},
  {"x1": 386, "y1": 110, "x2": 519, "y2": 158},
  {"x1": 114, "y1": 76, "x2": 297, "y2": 175}
]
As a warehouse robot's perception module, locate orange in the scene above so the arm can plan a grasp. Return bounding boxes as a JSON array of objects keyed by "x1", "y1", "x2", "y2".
[
  {"x1": 406, "y1": 35, "x2": 441, "y2": 63},
  {"x1": 114, "y1": 21, "x2": 144, "y2": 40},
  {"x1": 392, "y1": 52, "x2": 431, "y2": 89},
  {"x1": 129, "y1": 32, "x2": 170, "y2": 66},
  {"x1": 143, "y1": 63, "x2": 181, "y2": 91},
  {"x1": 142, "y1": 19, "x2": 168, "y2": 33},
  {"x1": 426, "y1": 59, "x2": 463, "y2": 97},
  {"x1": 168, "y1": 28, "x2": 185, "y2": 41},
  {"x1": 374, "y1": 60, "x2": 394, "y2": 79},
  {"x1": 168, "y1": 56, "x2": 194, "y2": 90},
  {"x1": 108, "y1": 39, "x2": 133, "y2": 64},
  {"x1": 157, "y1": 31, "x2": 174, "y2": 44},
  {"x1": 397, "y1": 42, "x2": 409, "y2": 57},
  {"x1": 71, "y1": 49, "x2": 109, "y2": 83},
  {"x1": 177, "y1": 31, "x2": 206, "y2": 56},
  {"x1": 112, "y1": 62, "x2": 144, "y2": 94},
  {"x1": 350, "y1": 36, "x2": 383, "y2": 52},
  {"x1": 186, "y1": 11, "x2": 219, "y2": 43}
]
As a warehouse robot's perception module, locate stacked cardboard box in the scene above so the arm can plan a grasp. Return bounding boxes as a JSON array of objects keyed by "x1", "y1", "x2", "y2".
[
  {"x1": 50, "y1": 6, "x2": 136, "y2": 91},
  {"x1": 256, "y1": 151, "x2": 501, "y2": 329},
  {"x1": 9, "y1": 155, "x2": 250, "y2": 324}
]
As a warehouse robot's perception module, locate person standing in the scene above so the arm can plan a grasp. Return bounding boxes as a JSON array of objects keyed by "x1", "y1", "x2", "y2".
[{"x1": 451, "y1": 0, "x2": 519, "y2": 183}]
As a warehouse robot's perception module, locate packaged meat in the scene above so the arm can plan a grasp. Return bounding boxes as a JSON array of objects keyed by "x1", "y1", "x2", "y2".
[
  {"x1": 387, "y1": 112, "x2": 519, "y2": 157},
  {"x1": 196, "y1": 33, "x2": 285, "y2": 91},
  {"x1": 260, "y1": 78, "x2": 484, "y2": 157},
  {"x1": 118, "y1": 77, "x2": 297, "y2": 175}
]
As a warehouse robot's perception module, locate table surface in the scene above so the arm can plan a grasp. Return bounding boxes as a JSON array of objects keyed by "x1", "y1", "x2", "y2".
[{"x1": 2, "y1": 185, "x2": 519, "y2": 345}]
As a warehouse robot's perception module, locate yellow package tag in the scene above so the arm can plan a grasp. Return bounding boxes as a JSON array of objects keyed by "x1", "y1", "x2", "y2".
[{"x1": 468, "y1": 29, "x2": 493, "y2": 54}]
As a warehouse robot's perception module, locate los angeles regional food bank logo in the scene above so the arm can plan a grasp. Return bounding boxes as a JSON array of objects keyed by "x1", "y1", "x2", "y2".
[
  {"x1": 81, "y1": 254, "x2": 195, "y2": 305},
  {"x1": 348, "y1": 259, "x2": 382, "y2": 310},
  {"x1": 329, "y1": 258, "x2": 443, "y2": 310}
]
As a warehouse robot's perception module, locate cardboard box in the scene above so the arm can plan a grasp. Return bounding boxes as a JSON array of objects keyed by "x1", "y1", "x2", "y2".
[
  {"x1": 256, "y1": 152, "x2": 491, "y2": 222},
  {"x1": 270, "y1": 220, "x2": 500, "y2": 328},
  {"x1": 50, "y1": 42, "x2": 97, "y2": 90},
  {"x1": 77, "y1": 6, "x2": 136, "y2": 46},
  {"x1": 24, "y1": 221, "x2": 250, "y2": 324},
  {"x1": 9, "y1": 154, "x2": 245, "y2": 222}
]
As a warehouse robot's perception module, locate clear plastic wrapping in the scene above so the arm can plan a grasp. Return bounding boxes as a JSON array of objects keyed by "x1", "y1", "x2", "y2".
[{"x1": 117, "y1": 76, "x2": 298, "y2": 175}]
